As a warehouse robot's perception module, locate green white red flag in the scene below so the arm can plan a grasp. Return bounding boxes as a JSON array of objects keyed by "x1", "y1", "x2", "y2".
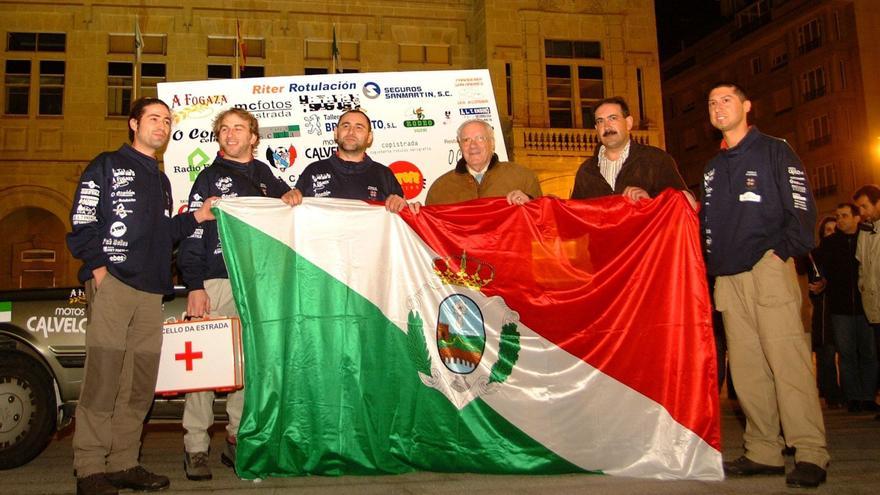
[{"x1": 214, "y1": 191, "x2": 721, "y2": 480}]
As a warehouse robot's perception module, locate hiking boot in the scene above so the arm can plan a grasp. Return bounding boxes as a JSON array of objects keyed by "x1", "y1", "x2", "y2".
[
  {"x1": 105, "y1": 465, "x2": 170, "y2": 491},
  {"x1": 76, "y1": 473, "x2": 118, "y2": 495},
  {"x1": 723, "y1": 455, "x2": 784, "y2": 476},
  {"x1": 786, "y1": 462, "x2": 827, "y2": 488},
  {"x1": 184, "y1": 451, "x2": 212, "y2": 481},
  {"x1": 220, "y1": 438, "x2": 236, "y2": 468}
]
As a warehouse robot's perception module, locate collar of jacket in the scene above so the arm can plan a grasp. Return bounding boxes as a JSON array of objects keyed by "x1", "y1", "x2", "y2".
[
  {"x1": 119, "y1": 143, "x2": 160, "y2": 175},
  {"x1": 720, "y1": 126, "x2": 760, "y2": 157},
  {"x1": 213, "y1": 154, "x2": 254, "y2": 174},
  {"x1": 454, "y1": 153, "x2": 499, "y2": 174}
]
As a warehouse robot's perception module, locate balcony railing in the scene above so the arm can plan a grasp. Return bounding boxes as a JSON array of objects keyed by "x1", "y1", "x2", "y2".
[
  {"x1": 807, "y1": 134, "x2": 831, "y2": 150},
  {"x1": 798, "y1": 37, "x2": 822, "y2": 55},
  {"x1": 513, "y1": 127, "x2": 659, "y2": 156}
]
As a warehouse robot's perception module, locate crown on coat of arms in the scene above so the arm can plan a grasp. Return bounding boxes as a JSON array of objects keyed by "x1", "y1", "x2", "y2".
[{"x1": 433, "y1": 251, "x2": 494, "y2": 290}]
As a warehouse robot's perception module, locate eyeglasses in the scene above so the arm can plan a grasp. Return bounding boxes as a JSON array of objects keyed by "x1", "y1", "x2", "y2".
[
  {"x1": 594, "y1": 114, "x2": 622, "y2": 128},
  {"x1": 459, "y1": 135, "x2": 492, "y2": 145}
]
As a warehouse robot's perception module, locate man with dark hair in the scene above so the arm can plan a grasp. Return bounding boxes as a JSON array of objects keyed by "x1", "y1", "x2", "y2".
[
  {"x1": 570, "y1": 96, "x2": 688, "y2": 202},
  {"x1": 815, "y1": 203, "x2": 877, "y2": 413},
  {"x1": 425, "y1": 119, "x2": 541, "y2": 206},
  {"x1": 177, "y1": 108, "x2": 299, "y2": 481},
  {"x1": 294, "y1": 109, "x2": 406, "y2": 212},
  {"x1": 700, "y1": 82, "x2": 829, "y2": 488},
  {"x1": 853, "y1": 184, "x2": 880, "y2": 419},
  {"x1": 67, "y1": 97, "x2": 218, "y2": 495}
]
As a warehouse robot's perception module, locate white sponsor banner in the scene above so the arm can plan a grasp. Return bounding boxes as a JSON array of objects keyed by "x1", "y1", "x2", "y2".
[
  {"x1": 157, "y1": 69, "x2": 506, "y2": 211},
  {"x1": 156, "y1": 317, "x2": 243, "y2": 394}
]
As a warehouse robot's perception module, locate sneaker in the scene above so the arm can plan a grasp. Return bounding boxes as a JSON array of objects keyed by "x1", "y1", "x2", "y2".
[
  {"x1": 220, "y1": 439, "x2": 236, "y2": 468},
  {"x1": 105, "y1": 465, "x2": 170, "y2": 491},
  {"x1": 723, "y1": 455, "x2": 785, "y2": 476},
  {"x1": 76, "y1": 474, "x2": 118, "y2": 495},
  {"x1": 184, "y1": 451, "x2": 212, "y2": 481},
  {"x1": 786, "y1": 462, "x2": 827, "y2": 488}
]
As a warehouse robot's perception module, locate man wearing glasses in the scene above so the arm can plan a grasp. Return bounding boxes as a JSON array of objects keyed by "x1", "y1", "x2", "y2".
[
  {"x1": 570, "y1": 96, "x2": 687, "y2": 202},
  {"x1": 425, "y1": 119, "x2": 541, "y2": 206}
]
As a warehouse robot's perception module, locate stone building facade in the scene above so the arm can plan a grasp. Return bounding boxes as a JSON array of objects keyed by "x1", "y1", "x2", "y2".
[{"x1": 0, "y1": 0, "x2": 665, "y2": 289}]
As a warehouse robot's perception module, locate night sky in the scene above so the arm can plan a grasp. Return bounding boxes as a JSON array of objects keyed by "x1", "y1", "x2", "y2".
[{"x1": 655, "y1": 0, "x2": 726, "y2": 61}]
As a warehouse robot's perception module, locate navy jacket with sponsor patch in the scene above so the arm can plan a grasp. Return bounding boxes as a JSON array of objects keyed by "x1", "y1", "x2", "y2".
[
  {"x1": 66, "y1": 144, "x2": 198, "y2": 294},
  {"x1": 700, "y1": 127, "x2": 816, "y2": 276},
  {"x1": 295, "y1": 154, "x2": 403, "y2": 201},
  {"x1": 177, "y1": 155, "x2": 291, "y2": 290}
]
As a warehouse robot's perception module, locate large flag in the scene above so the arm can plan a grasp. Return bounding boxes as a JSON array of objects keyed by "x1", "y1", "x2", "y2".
[{"x1": 214, "y1": 191, "x2": 722, "y2": 480}]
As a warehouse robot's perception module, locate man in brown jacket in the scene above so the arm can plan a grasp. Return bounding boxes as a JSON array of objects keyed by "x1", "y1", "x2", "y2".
[
  {"x1": 425, "y1": 119, "x2": 541, "y2": 206},
  {"x1": 570, "y1": 96, "x2": 688, "y2": 202}
]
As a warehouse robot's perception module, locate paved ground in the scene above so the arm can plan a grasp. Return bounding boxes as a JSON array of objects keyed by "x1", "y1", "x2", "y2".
[{"x1": 6, "y1": 399, "x2": 880, "y2": 494}]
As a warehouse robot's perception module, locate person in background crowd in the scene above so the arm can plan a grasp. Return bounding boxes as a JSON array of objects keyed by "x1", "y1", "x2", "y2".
[
  {"x1": 67, "y1": 97, "x2": 218, "y2": 495},
  {"x1": 808, "y1": 216, "x2": 844, "y2": 409},
  {"x1": 700, "y1": 82, "x2": 828, "y2": 488},
  {"x1": 177, "y1": 108, "x2": 299, "y2": 481},
  {"x1": 852, "y1": 185, "x2": 880, "y2": 419}
]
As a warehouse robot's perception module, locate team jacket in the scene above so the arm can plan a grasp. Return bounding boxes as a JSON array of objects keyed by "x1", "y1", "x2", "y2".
[
  {"x1": 295, "y1": 154, "x2": 403, "y2": 201},
  {"x1": 177, "y1": 155, "x2": 291, "y2": 290},
  {"x1": 66, "y1": 144, "x2": 198, "y2": 294},
  {"x1": 700, "y1": 127, "x2": 816, "y2": 276}
]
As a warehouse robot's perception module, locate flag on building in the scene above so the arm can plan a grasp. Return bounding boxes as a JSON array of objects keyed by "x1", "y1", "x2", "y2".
[
  {"x1": 214, "y1": 192, "x2": 722, "y2": 480},
  {"x1": 0, "y1": 301, "x2": 11, "y2": 323},
  {"x1": 133, "y1": 16, "x2": 143, "y2": 99},
  {"x1": 235, "y1": 19, "x2": 247, "y2": 76},
  {"x1": 331, "y1": 24, "x2": 341, "y2": 73}
]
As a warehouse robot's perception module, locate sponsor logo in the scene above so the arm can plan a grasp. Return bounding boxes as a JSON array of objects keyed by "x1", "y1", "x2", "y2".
[
  {"x1": 266, "y1": 145, "x2": 297, "y2": 172},
  {"x1": 215, "y1": 176, "x2": 233, "y2": 194},
  {"x1": 172, "y1": 128, "x2": 217, "y2": 143},
  {"x1": 233, "y1": 100, "x2": 294, "y2": 119},
  {"x1": 113, "y1": 203, "x2": 133, "y2": 219},
  {"x1": 172, "y1": 103, "x2": 214, "y2": 125},
  {"x1": 288, "y1": 81, "x2": 356, "y2": 93},
  {"x1": 304, "y1": 114, "x2": 323, "y2": 135},
  {"x1": 252, "y1": 83, "x2": 287, "y2": 94},
  {"x1": 109, "y1": 221, "x2": 127, "y2": 237},
  {"x1": 459, "y1": 107, "x2": 491, "y2": 116},
  {"x1": 324, "y1": 118, "x2": 396, "y2": 132},
  {"x1": 112, "y1": 168, "x2": 136, "y2": 190},
  {"x1": 383, "y1": 86, "x2": 452, "y2": 99},
  {"x1": 262, "y1": 124, "x2": 301, "y2": 139},
  {"x1": 363, "y1": 82, "x2": 381, "y2": 99},
  {"x1": 27, "y1": 313, "x2": 87, "y2": 338},
  {"x1": 108, "y1": 253, "x2": 128, "y2": 264},
  {"x1": 389, "y1": 160, "x2": 426, "y2": 200},
  {"x1": 299, "y1": 94, "x2": 360, "y2": 113},
  {"x1": 403, "y1": 107, "x2": 435, "y2": 129},
  {"x1": 170, "y1": 93, "x2": 228, "y2": 108},
  {"x1": 304, "y1": 146, "x2": 337, "y2": 160},
  {"x1": 170, "y1": 148, "x2": 211, "y2": 182}
]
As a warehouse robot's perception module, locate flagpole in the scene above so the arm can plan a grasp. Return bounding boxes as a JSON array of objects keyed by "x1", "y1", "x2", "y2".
[
  {"x1": 331, "y1": 24, "x2": 340, "y2": 74},
  {"x1": 133, "y1": 15, "x2": 143, "y2": 100}
]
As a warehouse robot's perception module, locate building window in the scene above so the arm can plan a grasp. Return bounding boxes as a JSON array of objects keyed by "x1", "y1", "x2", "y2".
[
  {"x1": 207, "y1": 64, "x2": 264, "y2": 79},
  {"x1": 797, "y1": 18, "x2": 823, "y2": 55},
  {"x1": 4, "y1": 60, "x2": 30, "y2": 114},
  {"x1": 546, "y1": 65, "x2": 604, "y2": 128},
  {"x1": 801, "y1": 67, "x2": 826, "y2": 101},
  {"x1": 208, "y1": 36, "x2": 265, "y2": 58},
  {"x1": 397, "y1": 44, "x2": 449, "y2": 64},
  {"x1": 773, "y1": 87, "x2": 793, "y2": 115},
  {"x1": 7, "y1": 32, "x2": 65, "y2": 52},
  {"x1": 108, "y1": 33, "x2": 167, "y2": 55},
  {"x1": 38, "y1": 60, "x2": 64, "y2": 115},
  {"x1": 107, "y1": 62, "x2": 132, "y2": 116},
  {"x1": 769, "y1": 44, "x2": 788, "y2": 71},
  {"x1": 810, "y1": 163, "x2": 837, "y2": 198},
  {"x1": 807, "y1": 114, "x2": 831, "y2": 150},
  {"x1": 544, "y1": 40, "x2": 601, "y2": 59},
  {"x1": 750, "y1": 56, "x2": 762, "y2": 75},
  {"x1": 107, "y1": 62, "x2": 165, "y2": 115}
]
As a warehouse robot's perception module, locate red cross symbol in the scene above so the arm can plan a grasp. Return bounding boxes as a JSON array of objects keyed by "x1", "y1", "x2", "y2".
[{"x1": 175, "y1": 341, "x2": 203, "y2": 371}]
